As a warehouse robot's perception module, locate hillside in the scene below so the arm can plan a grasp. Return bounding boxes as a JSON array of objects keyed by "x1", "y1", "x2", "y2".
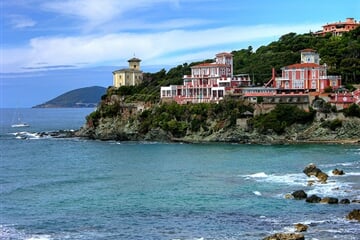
[{"x1": 33, "y1": 86, "x2": 106, "y2": 108}]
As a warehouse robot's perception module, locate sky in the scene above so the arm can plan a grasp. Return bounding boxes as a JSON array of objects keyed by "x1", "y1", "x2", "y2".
[{"x1": 1, "y1": 0, "x2": 359, "y2": 107}]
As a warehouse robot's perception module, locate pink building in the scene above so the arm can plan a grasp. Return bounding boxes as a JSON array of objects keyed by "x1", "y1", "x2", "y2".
[
  {"x1": 329, "y1": 89, "x2": 360, "y2": 109},
  {"x1": 315, "y1": 18, "x2": 360, "y2": 36},
  {"x1": 270, "y1": 49, "x2": 341, "y2": 93},
  {"x1": 160, "y1": 52, "x2": 251, "y2": 104}
]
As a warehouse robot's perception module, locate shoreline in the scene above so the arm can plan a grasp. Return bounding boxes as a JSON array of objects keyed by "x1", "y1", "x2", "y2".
[{"x1": 23, "y1": 129, "x2": 360, "y2": 145}]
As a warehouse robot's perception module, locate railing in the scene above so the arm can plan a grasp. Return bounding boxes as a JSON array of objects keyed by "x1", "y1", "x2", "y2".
[{"x1": 275, "y1": 77, "x2": 290, "y2": 81}]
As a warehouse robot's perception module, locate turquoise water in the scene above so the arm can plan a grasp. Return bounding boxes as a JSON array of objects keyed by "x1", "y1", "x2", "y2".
[{"x1": 0, "y1": 108, "x2": 359, "y2": 239}]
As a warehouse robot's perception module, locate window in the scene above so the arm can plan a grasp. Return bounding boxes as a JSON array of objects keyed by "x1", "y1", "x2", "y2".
[
  {"x1": 311, "y1": 80, "x2": 316, "y2": 89},
  {"x1": 285, "y1": 81, "x2": 289, "y2": 89}
]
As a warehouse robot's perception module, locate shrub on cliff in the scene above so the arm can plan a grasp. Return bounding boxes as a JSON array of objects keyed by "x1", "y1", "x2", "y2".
[
  {"x1": 249, "y1": 104, "x2": 315, "y2": 134},
  {"x1": 137, "y1": 100, "x2": 253, "y2": 137},
  {"x1": 343, "y1": 104, "x2": 360, "y2": 118},
  {"x1": 321, "y1": 119, "x2": 343, "y2": 130}
]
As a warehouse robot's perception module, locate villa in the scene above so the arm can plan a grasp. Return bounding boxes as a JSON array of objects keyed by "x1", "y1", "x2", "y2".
[
  {"x1": 113, "y1": 57, "x2": 143, "y2": 88},
  {"x1": 160, "y1": 52, "x2": 251, "y2": 104},
  {"x1": 315, "y1": 18, "x2": 360, "y2": 36}
]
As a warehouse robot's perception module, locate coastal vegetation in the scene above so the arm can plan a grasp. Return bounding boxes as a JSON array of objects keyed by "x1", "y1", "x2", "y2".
[
  {"x1": 248, "y1": 105, "x2": 315, "y2": 134},
  {"x1": 232, "y1": 27, "x2": 360, "y2": 84},
  {"x1": 137, "y1": 99, "x2": 253, "y2": 138}
]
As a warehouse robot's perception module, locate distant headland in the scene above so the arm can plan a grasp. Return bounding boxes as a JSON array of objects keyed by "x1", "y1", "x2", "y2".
[{"x1": 33, "y1": 86, "x2": 106, "y2": 108}]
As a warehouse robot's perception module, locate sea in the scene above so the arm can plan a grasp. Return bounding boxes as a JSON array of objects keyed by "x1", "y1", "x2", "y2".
[{"x1": 0, "y1": 108, "x2": 359, "y2": 240}]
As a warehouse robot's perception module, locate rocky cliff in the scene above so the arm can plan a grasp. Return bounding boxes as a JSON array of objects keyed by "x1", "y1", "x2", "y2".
[{"x1": 76, "y1": 108, "x2": 360, "y2": 144}]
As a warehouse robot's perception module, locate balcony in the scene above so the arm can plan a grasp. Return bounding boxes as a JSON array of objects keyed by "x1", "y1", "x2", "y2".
[{"x1": 275, "y1": 77, "x2": 290, "y2": 81}]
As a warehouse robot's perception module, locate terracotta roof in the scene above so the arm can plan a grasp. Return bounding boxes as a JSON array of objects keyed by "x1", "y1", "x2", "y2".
[
  {"x1": 191, "y1": 63, "x2": 227, "y2": 68},
  {"x1": 215, "y1": 52, "x2": 233, "y2": 56},
  {"x1": 284, "y1": 63, "x2": 322, "y2": 69},
  {"x1": 301, "y1": 48, "x2": 316, "y2": 52}
]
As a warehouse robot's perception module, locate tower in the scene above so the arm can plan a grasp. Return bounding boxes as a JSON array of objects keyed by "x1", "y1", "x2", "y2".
[
  {"x1": 128, "y1": 57, "x2": 141, "y2": 70},
  {"x1": 300, "y1": 49, "x2": 320, "y2": 64}
]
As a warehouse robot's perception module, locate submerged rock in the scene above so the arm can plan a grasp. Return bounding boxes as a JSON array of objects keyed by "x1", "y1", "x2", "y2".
[
  {"x1": 263, "y1": 232, "x2": 305, "y2": 240},
  {"x1": 320, "y1": 197, "x2": 338, "y2": 204},
  {"x1": 347, "y1": 209, "x2": 360, "y2": 221},
  {"x1": 285, "y1": 193, "x2": 294, "y2": 199}
]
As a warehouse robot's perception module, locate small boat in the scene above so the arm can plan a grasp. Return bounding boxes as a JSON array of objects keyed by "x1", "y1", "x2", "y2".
[{"x1": 11, "y1": 122, "x2": 30, "y2": 128}]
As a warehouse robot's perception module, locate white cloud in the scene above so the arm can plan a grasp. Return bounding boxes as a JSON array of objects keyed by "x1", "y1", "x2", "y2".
[
  {"x1": 1, "y1": 23, "x2": 321, "y2": 73},
  {"x1": 41, "y1": 0, "x2": 183, "y2": 32},
  {"x1": 8, "y1": 14, "x2": 36, "y2": 29}
]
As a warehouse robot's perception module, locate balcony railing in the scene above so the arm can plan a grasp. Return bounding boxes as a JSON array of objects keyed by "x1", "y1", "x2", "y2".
[{"x1": 275, "y1": 77, "x2": 290, "y2": 81}]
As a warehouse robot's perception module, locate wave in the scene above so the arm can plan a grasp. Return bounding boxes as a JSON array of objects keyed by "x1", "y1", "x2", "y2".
[
  {"x1": 0, "y1": 225, "x2": 52, "y2": 240},
  {"x1": 242, "y1": 171, "x2": 359, "y2": 199},
  {"x1": 253, "y1": 191, "x2": 262, "y2": 196},
  {"x1": 242, "y1": 172, "x2": 308, "y2": 186},
  {"x1": 10, "y1": 131, "x2": 43, "y2": 140}
]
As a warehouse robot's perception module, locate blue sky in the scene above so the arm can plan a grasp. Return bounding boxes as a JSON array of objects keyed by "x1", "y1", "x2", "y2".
[{"x1": 1, "y1": 0, "x2": 359, "y2": 107}]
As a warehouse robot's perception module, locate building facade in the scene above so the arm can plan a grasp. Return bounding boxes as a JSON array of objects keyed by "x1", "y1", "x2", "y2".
[
  {"x1": 271, "y1": 49, "x2": 341, "y2": 93},
  {"x1": 315, "y1": 18, "x2": 359, "y2": 36},
  {"x1": 113, "y1": 57, "x2": 143, "y2": 88},
  {"x1": 160, "y1": 52, "x2": 251, "y2": 104}
]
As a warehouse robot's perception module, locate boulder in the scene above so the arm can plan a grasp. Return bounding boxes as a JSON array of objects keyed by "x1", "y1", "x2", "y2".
[
  {"x1": 320, "y1": 197, "x2": 338, "y2": 204},
  {"x1": 315, "y1": 171, "x2": 328, "y2": 183},
  {"x1": 347, "y1": 209, "x2": 360, "y2": 221},
  {"x1": 306, "y1": 194, "x2": 321, "y2": 203},
  {"x1": 303, "y1": 163, "x2": 322, "y2": 177},
  {"x1": 352, "y1": 199, "x2": 360, "y2": 204},
  {"x1": 332, "y1": 168, "x2": 345, "y2": 175},
  {"x1": 292, "y1": 190, "x2": 307, "y2": 200},
  {"x1": 294, "y1": 223, "x2": 308, "y2": 232},
  {"x1": 340, "y1": 199, "x2": 350, "y2": 204},
  {"x1": 285, "y1": 193, "x2": 294, "y2": 199},
  {"x1": 263, "y1": 232, "x2": 305, "y2": 240}
]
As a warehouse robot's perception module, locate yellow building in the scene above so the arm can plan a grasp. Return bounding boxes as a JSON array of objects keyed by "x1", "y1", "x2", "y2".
[{"x1": 113, "y1": 57, "x2": 143, "y2": 87}]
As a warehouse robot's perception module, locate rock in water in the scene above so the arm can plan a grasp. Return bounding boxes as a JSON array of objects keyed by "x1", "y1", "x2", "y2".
[
  {"x1": 316, "y1": 171, "x2": 329, "y2": 183},
  {"x1": 332, "y1": 168, "x2": 345, "y2": 175},
  {"x1": 306, "y1": 194, "x2": 321, "y2": 203},
  {"x1": 303, "y1": 163, "x2": 321, "y2": 177},
  {"x1": 320, "y1": 197, "x2": 339, "y2": 204},
  {"x1": 347, "y1": 209, "x2": 360, "y2": 221},
  {"x1": 292, "y1": 190, "x2": 307, "y2": 200},
  {"x1": 294, "y1": 223, "x2": 308, "y2": 232},
  {"x1": 340, "y1": 199, "x2": 350, "y2": 204},
  {"x1": 263, "y1": 232, "x2": 305, "y2": 240}
]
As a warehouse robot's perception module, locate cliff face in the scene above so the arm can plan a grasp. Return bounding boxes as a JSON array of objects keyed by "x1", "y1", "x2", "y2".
[
  {"x1": 75, "y1": 89, "x2": 360, "y2": 144},
  {"x1": 76, "y1": 111, "x2": 360, "y2": 144}
]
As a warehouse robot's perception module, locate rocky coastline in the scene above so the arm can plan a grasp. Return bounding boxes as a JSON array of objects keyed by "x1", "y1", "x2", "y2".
[
  {"x1": 262, "y1": 163, "x2": 360, "y2": 240},
  {"x1": 74, "y1": 113, "x2": 360, "y2": 145}
]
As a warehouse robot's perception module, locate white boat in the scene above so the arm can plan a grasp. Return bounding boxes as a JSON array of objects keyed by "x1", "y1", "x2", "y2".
[
  {"x1": 11, "y1": 122, "x2": 30, "y2": 128},
  {"x1": 11, "y1": 113, "x2": 30, "y2": 127}
]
